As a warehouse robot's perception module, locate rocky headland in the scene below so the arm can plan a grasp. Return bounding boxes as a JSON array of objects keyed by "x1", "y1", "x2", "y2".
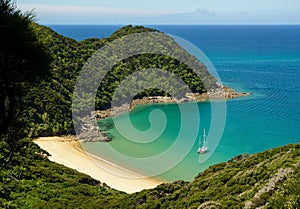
[
  {"x1": 79, "y1": 86, "x2": 251, "y2": 142},
  {"x1": 96, "y1": 86, "x2": 251, "y2": 119}
]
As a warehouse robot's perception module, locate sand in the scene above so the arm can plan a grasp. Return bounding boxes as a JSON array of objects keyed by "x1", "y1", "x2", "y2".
[{"x1": 33, "y1": 137, "x2": 162, "y2": 194}]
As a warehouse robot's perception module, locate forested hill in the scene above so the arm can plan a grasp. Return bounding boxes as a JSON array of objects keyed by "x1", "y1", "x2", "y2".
[{"x1": 24, "y1": 24, "x2": 216, "y2": 137}]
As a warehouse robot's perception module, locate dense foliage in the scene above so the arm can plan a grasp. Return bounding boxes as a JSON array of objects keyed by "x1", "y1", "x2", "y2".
[
  {"x1": 1, "y1": 138, "x2": 299, "y2": 208},
  {"x1": 0, "y1": 0, "x2": 51, "y2": 132},
  {"x1": 21, "y1": 23, "x2": 215, "y2": 136},
  {"x1": 0, "y1": 0, "x2": 51, "y2": 171},
  {"x1": 0, "y1": 138, "x2": 123, "y2": 208}
]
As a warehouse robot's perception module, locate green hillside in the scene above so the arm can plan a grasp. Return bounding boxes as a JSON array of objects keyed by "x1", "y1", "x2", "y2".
[
  {"x1": 1, "y1": 138, "x2": 299, "y2": 208},
  {"x1": 23, "y1": 23, "x2": 216, "y2": 137},
  {"x1": 1, "y1": 2, "x2": 299, "y2": 208}
]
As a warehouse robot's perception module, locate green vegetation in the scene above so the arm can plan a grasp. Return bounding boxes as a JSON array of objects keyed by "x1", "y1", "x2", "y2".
[
  {"x1": 99, "y1": 143, "x2": 300, "y2": 209},
  {"x1": 0, "y1": 0, "x2": 51, "y2": 134},
  {"x1": 0, "y1": 0, "x2": 51, "y2": 170},
  {"x1": 1, "y1": 138, "x2": 299, "y2": 208},
  {"x1": 0, "y1": 138, "x2": 123, "y2": 209},
  {"x1": 22, "y1": 23, "x2": 215, "y2": 136},
  {"x1": 0, "y1": 1, "x2": 299, "y2": 208}
]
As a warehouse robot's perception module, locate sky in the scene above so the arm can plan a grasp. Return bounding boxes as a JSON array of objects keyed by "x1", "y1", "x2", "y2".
[{"x1": 17, "y1": 0, "x2": 300, "y2": 25}]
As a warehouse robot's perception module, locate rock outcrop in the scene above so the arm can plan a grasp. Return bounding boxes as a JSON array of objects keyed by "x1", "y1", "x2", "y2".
[{"x1": 96, "y1": 86, "x2": 251, "y2": 119}]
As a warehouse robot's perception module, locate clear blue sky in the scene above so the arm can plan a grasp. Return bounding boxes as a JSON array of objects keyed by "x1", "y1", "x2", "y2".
[{"x1": 17, "y1": 0, "x2": 300, "y2": 25}]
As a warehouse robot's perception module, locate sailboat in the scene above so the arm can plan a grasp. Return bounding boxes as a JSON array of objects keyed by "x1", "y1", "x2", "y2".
[{"x1": 197, "y1": 128, "x2": 208, "y2": 154}]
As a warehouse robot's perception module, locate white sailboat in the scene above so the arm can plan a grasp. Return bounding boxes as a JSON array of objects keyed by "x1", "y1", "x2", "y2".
[{"x1": 197, "y1": 128, "x2": 208, "y2": 154}]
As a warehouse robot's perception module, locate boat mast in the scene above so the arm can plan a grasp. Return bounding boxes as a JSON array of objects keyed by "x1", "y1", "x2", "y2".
[
  {"x1": 199, "y1": 128, "x2": 207, "y2": 148},
  {"x1": 203, "y1": 128, "x2": 207, "y2": 146}
]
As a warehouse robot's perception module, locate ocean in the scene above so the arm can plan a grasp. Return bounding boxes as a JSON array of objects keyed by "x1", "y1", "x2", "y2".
[{"x1": 49, "y1": 25, "x2": 300, "y2": 181}]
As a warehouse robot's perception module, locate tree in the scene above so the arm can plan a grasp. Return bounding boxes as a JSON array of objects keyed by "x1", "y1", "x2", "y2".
[{"x1": 0, "y1": 0, "x2": 51, "y2": 168}]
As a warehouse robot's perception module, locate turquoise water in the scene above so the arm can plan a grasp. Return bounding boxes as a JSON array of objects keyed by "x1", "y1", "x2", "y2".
[
  {"x1": 51, "y1": 25, "x2": 300, "y2": 181},
  {"x1": 84, "y1": 102, "x2": 215, "y2": 181}
]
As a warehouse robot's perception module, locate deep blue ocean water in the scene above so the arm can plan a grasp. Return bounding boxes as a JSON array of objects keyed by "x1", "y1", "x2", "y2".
[{"x1": 49, "y1": 25, "x2": 300, "y2": 181}]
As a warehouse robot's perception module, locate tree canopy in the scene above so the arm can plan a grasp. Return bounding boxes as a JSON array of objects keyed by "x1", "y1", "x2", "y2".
[
  {"x1": 0, "y1": 0, "x2": 51, "y2": 169},
  {"x1": 0, "y1": 0, "x2": 51, "y2": 132},
  {"x1": 18, "y1": 23, "x2": 216, "y2": 137}
]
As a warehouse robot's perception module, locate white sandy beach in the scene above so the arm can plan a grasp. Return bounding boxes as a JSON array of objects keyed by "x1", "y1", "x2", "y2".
[{"x1": 33, "y1": 137, "x2": 162, "y2": 194}]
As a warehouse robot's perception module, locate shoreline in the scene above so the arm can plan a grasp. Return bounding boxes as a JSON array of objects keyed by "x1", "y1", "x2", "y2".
[
  {"x1": 33, "y1": 137, "x2": 162, "y2": 193},
  {"x1": 79, "y1": 85, "x2": 251, "y2": 142},
  {"x1": 33, "y1": 87, "x2": 251, "y2": 191},
  {"x1": 96, "y1": 86, "x2": 251, "y2": 119}
]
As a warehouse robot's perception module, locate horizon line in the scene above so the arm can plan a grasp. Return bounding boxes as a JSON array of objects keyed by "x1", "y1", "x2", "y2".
[{"x1": 45, "y1": 23, "x2": 300, "y2": 26}]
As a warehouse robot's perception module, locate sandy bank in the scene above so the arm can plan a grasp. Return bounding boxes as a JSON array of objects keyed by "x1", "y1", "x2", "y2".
[{"x1": 33, "y1": 137, "x2": 162, "y2": 194}]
